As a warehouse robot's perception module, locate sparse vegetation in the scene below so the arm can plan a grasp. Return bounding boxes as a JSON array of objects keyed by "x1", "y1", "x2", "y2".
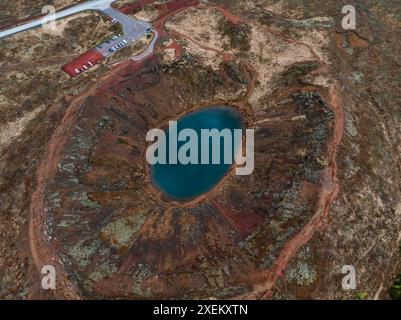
[
  {"x1": 390, "y1": 272, "x2": 401, "y2": 300},
  {"x1": 355, "y1": 292, "x2": 369, "y2": 300},
  {"x1": 217, "y1": 17, "x2": 251, "y2": 51}
]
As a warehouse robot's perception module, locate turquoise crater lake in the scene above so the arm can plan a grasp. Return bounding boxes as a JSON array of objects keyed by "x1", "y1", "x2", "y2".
[{"x1": 150, "y1": 106, "x2": 244, "y2": 201}]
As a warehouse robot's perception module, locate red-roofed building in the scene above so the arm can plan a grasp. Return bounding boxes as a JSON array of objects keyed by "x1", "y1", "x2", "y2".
[{"x1": 62, "y1": 49, "x2": 105, "y2": 77}]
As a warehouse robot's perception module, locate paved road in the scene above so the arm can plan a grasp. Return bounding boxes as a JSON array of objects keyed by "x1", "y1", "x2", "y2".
[
  {"x1": 131, "y1": 30, "x2": 159, "y2": 62},
  {"x1": 0, "y1": 0, "x2": 116, "y2": 40},
  {"x1": 0, "y1": 0, "x2": 158, "y2": 69},
  {"x1": 96, "y1": 7, "x2": 156, "y2": 58}
]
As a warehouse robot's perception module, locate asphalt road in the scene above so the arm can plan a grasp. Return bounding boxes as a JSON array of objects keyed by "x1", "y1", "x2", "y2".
[
  {"x1": 0, "y1": 0, "x2": 116, "y2": 40},
  {"x1": 0, "y1": 0, "x2": 158, "y2": 63},
  {"x1": 96, "y1": 7, "x2": 155, "y2": 58}
]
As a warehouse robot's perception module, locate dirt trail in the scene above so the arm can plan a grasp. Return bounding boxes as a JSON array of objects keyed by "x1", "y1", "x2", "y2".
[
  {"x1": 191, "y1": 5, "x2": 345, "y2": 299},
  {"x1": 197, "y1": 3, "x2": 246, "y2": 25},
  {"x1": 151, "y1": 0, "x2": 199, "y2": 30},
  {"x1": 28, "y1": 1, "x2": 344, "y2": 299},
  {"x1": 271, "y1": 85, "x2": 344, "y2": 283},
  {"x1": 168, "y1": 29, "x2": 234, "y2": 62},
  {"x1": 239, "y1": 84, "x2": 344, "y2": 299},
  {"x1": 146, "y1": 3, "x2": 344, "y2": 298},
  {"x1": 27, "y1": 0, "x2": 201, "y2": 298},
  {"x1": 28, "y1": 62, "x2": 131, "y2": 299},
  {"x1": 29, "y1": 95, "x2": 85, "y2": 299}
]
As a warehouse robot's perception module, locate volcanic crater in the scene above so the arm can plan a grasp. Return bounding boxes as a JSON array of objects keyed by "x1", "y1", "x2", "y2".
[{"x1": 28, "y1": 33, "x2": 340, "y2": 299}]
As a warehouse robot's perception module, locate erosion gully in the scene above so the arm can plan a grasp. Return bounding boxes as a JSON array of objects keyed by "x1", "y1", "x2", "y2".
[{"x1": 28, "y1": 0, "x2": 344, "y2": 299}]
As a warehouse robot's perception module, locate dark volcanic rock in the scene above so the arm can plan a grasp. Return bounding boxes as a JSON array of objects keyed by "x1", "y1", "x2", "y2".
[{"x1": 38, "y1": 53, "x2": 334, "y2": 299}]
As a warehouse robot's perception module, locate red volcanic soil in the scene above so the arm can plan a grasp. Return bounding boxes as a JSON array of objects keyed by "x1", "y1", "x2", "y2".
[
  {"x1": 62, "y1": 49, "x2": 105, "y2": 77},
  {"x1": 204, "y1": 4, "x2": 246, "y2": 25},
  {"x1": 271, "y1": 85, "x2": 343, "y2": 287},
  {"x1": 211, "y1": 199, "x2": 264, "y2": 239},
  {"x1": 58, "y1": 0, "x2": 200, "y2": 77},
  {"x1": 117, "y1": 0, "x2": 199, "y2": 30},
  {"x1": 118, "y1": 0, "x2": 156, "y2": 15},
  {"x1": 165, "y1": 40, "x2": 183, "y2": 59},
  {"x1": 168, "y1": 29, "x2": 234, "y2": 62},
  {"x1": 151, "y1": 0, "x2": 199, "y2": 30},
  {"x1": 27, "y1": 0, "x2": 345, "y2": 300},
  {"x1": 28, "y1": 52, "x2": 340, "y2": 299}
]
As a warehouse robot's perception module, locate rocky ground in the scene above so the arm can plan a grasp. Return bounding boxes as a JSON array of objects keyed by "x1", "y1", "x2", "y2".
[{"x1": 0, "y1": 0, "x2": 400, "y2": 299}]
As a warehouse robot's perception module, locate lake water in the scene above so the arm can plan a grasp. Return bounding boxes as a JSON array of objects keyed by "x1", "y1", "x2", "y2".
[{"x1": 150, "y1": 106, "x2": 244, "y2": 201}]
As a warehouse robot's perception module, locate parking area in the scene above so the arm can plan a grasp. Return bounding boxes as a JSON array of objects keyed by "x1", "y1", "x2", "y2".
[
  {"x1": 61, "y1": 49, "x2": 105, "y2": 77},
  {"x1": 95, "y1": 7, "x2": 154, "y2": 57},
  {"x1": 61, "y1": 5, "x2": 158, "y2": 76},
  {"x1": 0, "y1": 0, "x2": 158, "y2": 77},
  {"x1": 95, "y1": 26, "x2": 154, "y2": 58}
]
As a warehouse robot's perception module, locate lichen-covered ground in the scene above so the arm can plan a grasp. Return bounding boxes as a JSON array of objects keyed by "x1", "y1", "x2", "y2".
[{"x1": 0, "y1": 0, "x2": 400, "y2": 299}]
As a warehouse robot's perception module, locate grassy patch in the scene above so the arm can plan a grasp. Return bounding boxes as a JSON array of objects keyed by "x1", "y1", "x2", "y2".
[{"x1": 390, "y1": 273, "x2": 401, "y2": 300}]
